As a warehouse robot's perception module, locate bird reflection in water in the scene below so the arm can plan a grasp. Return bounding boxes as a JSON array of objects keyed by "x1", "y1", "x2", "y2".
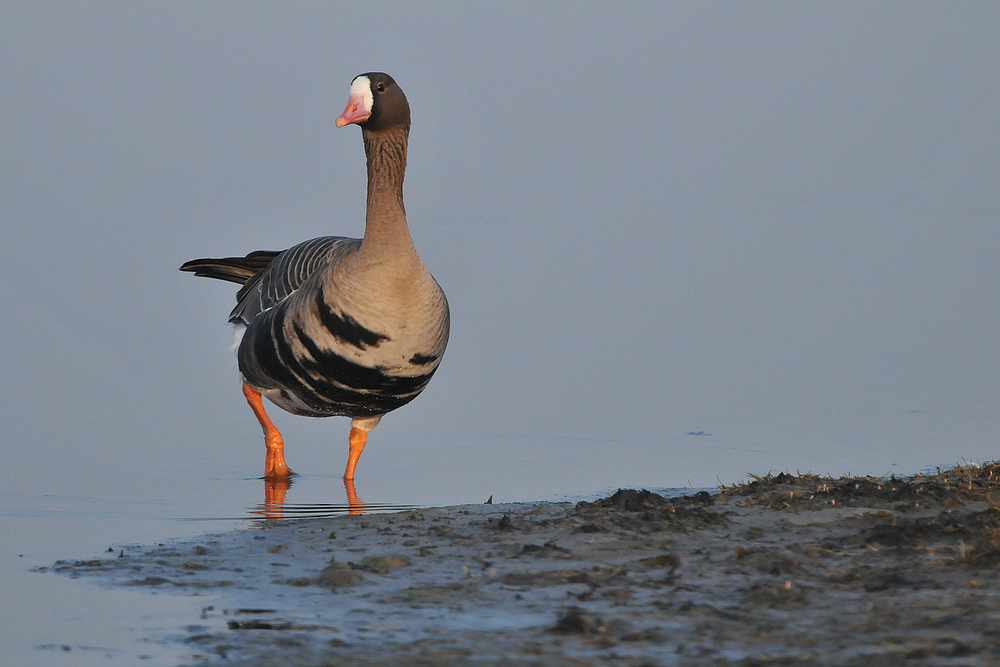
[{"x1": 253, "y1": 477, "x2": 369, "y2": 520}]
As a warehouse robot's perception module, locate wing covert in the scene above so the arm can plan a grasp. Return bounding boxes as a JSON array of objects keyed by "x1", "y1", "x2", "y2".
[{"x1": 229, "y1": 236, "x2": 360, "y2": 325}]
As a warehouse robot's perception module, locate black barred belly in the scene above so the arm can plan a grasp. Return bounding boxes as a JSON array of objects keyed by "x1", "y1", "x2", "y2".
[{"x1": 238, "y1": 302, "x2": 437, "y2": 418}]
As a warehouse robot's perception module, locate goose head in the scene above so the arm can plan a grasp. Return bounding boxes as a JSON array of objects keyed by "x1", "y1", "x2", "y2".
[{"x1": 335, "y1": 72, "x2": 410, "y2": 132}]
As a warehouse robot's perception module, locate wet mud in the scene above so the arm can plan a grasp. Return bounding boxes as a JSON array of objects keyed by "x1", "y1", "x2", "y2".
[{"x1": 45, "y1": 463, "x2": 1000, "y2": 665}]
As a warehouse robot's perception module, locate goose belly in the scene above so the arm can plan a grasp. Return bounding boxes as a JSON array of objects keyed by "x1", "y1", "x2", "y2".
[{"x1": 237, "y1": 288, "x2": 447, "y2": 419}]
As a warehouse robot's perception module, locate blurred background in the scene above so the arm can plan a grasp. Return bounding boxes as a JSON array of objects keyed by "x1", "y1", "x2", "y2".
[{"x1": 2, "y1": 2, "x2": 999, "y2": 511}]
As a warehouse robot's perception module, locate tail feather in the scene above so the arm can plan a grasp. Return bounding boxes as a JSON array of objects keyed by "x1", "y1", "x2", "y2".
[{"x1": 179, "y1": 251, "x2": 283, "y2": 286}]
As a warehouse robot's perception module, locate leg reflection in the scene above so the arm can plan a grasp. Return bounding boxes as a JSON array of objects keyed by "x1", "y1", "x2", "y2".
[
  {"x1": 262, "y1": 476, "x2": 292, "y2": 520},
  {"x1": 344, "y1": 478, "x2": 367, "y2": 515},
  {"x1": 258, "y1": 475, "x2": 366, "y2": 519}
]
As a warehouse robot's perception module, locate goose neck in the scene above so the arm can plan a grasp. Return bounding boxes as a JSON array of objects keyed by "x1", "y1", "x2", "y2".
[{"x1": 359, "y1": 126, "x2": 414, "y2": 256}]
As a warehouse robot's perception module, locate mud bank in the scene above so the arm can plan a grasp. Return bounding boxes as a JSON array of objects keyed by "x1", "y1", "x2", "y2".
[{"x1": 47, "y1": 463, "x2": 1000, "y2": 666}]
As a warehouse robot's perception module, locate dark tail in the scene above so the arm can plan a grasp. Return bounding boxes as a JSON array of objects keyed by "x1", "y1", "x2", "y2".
[{"x1": 179, "y1": 250, "x2": 283, "y2": 286}]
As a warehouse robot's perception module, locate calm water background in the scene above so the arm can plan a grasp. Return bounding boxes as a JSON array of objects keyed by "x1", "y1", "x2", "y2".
[{"x1": 2, "y1": 3, "x2": 999, "y2": 664}]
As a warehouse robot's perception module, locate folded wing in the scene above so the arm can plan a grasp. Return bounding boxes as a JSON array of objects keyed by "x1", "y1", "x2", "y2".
[{"x1": 180, "y1": 236, "x2": 361, "y2": 326}]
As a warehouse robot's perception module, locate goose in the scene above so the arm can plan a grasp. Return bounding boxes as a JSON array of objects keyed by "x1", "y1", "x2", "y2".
[{"x1": 180, "y1": 73, "x2": 450, "y2": 481}]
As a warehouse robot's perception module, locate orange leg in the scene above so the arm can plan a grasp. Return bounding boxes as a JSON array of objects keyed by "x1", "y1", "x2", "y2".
[
  {"x1": 242, "y1": 383, "x2": 293, "y2": 479},
  {"x1": 344, "y1": 427, "x2": 367, "y2": 480}
]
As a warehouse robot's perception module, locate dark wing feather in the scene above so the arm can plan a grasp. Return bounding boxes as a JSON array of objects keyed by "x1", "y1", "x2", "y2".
[
  {"x1": 228, "y1": 236, "x2": 361, "y2": 325},
  {"x1": 181, "y1": 237, "x2": 361, "y2": 325},
  {"x1": 179, "y1": 251, "x2": 282, "y2": 285}
]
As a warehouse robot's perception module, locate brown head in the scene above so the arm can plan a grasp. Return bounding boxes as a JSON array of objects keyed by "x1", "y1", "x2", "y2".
[{"x1": 335, "y1": 73, "x2": 410, "y2": 133}]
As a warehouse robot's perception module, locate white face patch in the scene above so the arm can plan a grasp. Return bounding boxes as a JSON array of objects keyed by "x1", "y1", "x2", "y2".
[{"x1": 349, "y1": 75, "x2": 374, "y2": 114}]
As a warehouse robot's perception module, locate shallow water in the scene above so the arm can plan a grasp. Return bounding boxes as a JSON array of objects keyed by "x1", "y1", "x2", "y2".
[
  {"x1": 1, "y1": 432, "x2": 689, "y2": 666},
  {"x1": 4, "y1": 412, "x2": 994, "y2": 665}
]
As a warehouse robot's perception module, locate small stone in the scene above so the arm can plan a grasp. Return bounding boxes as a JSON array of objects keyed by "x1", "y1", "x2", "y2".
[{"x1": 317, "y1": 566, "x2": 365, "y2": 588}]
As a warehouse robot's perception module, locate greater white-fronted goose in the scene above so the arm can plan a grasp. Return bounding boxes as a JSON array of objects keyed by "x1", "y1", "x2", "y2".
[{"x1": 181, "y1": 73, "x2": 450, "y2": 482}]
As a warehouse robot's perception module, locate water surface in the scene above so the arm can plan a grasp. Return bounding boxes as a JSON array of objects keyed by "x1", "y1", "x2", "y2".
[{"x1": 4, "y1": 412, "x2": 992, "y2": 664}]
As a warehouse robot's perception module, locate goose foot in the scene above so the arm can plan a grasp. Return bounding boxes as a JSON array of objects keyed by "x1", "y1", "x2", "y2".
[{"x1": 243, "y1": 382, "x2": 294, "y2": 479}]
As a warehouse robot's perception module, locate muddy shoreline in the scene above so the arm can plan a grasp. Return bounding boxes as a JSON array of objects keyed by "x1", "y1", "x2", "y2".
[{"x1": 47, "y1": 464, "x2": 1000, "y2": 666}]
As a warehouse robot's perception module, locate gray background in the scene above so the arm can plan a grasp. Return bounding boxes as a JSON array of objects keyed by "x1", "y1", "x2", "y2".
[{"x1": 2, "y1": 2, "x2": 999, "y2": 506}]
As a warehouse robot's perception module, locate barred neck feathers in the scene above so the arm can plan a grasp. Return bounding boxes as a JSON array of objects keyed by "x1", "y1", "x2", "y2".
[{"x1": 359, "y1": 125, "x2": 415, "y2": 260}]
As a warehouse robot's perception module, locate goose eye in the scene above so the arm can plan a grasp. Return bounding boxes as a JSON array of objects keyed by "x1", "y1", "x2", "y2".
[{"x1": 376, "y1": 82, "x2": 386, "y2": 93}]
